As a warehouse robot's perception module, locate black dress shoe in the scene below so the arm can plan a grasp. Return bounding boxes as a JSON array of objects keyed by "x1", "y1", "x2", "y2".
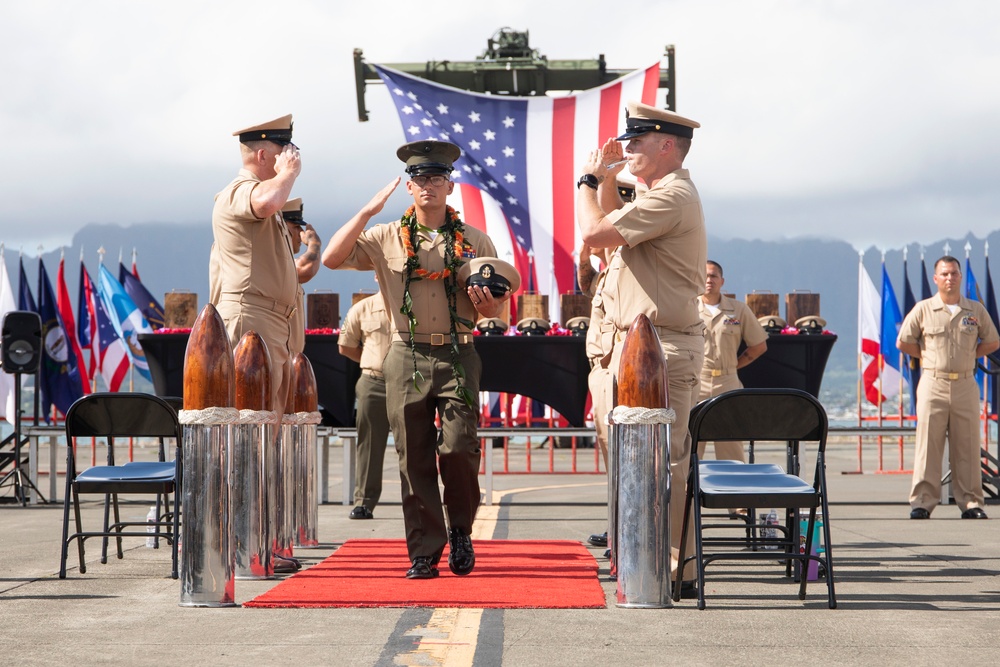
[
  {"x1": 961, "y1": 507, "x2": 988, "y2": 519},
  {"x1": 273, "y1": 556, "x2": 300, "y2": 573},
  {"x1": 603, "y1": 549, "x2": 611, "y2": 559},
  {"x1": 910, "y1": 507, "x2": 931, "y2": 520},
  {"x1": 406, "y1": 557, "x2": 439, "y2": 579},
  {"x1": 448, "y1": 528, "x2": 476, "y2": 576},
  {"x1": 587, "y1": 532, "x2": 608, "y2": 547},
  {"x1": 349, "y1": 506, "x2": 374, "y2": 520}
]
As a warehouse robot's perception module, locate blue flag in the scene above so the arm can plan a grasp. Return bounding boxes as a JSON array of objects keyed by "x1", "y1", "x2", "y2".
[
  {"x1": 965, "y1": 256, "x2": 983, "y2": 303},
  {"x1": 118, "y1": 262, "x2": 164, "y2": 330},
  {"x1": 880, "y1": 263, "x2": 904, "y2": 373},
  {"x1": 98, "y1": 264, "x2": 152, "y2": 381},
  {"x1": 18, "y1": 256, "x2": 36, "y2": 312},
  {"x1": 902, "y1": 258, "x2": 920, "y2": 414},
  {"x1": 37, "y1": 258, "x2": 85, "y2": 419}
]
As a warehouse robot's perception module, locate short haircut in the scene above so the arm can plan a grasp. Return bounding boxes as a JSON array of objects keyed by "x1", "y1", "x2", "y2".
[
  {"x1": 707, "y1": 260, "x2": 723, "y2": 277},
  {"x1": 934, "y1": 255, "x2": 961, "y2": 273}
]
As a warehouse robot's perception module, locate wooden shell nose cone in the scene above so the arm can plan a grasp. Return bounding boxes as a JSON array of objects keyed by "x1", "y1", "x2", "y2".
[
  {"x1": 183, "y1": 303, "x2": 235, "y2": 410},
  {"x1": 291, "y1": 353, "x2": 319, "y2": 413},
  {"x1": 233, "y1": 331, "x2": 272, "y2": 411},
  {"x1": 616, "y1": 313, "x2": 669, "y2": 409}
]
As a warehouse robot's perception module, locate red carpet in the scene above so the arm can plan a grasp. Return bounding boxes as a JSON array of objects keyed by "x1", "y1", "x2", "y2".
[{"x1": 243, "y1": 539, "x2": 607, "y2": 609}]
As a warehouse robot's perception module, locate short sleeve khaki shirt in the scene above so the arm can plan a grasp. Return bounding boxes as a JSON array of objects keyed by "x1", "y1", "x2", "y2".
[
  {"x1": 340, "y1": 293, "x2": 391, "y2": 373},
  {"x1": 700, "y1": 296, "x2": 769, "y2": 373},
  {"x1": 897, "y1": 294, "x2": 1000, "y2": 374},
  {"x1": 337, "y1": 219, "x2": 497, "y2": 338},
  {"x1": 603, "y1": 169, "x2": 707, "y2": 334},
  {"x1": 211, "y1": 168, "x2": 298, "y2": 309}
]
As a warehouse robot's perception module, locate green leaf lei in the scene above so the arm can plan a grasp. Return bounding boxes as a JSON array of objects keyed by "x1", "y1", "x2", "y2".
[{"x1": 399, "y1": 205, "x2": 477, "y2": 408}]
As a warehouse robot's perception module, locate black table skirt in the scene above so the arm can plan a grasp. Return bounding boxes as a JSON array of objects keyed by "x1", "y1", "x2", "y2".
[{"x1": 138, "y1": 332, "x2": 836, "y2": 429}]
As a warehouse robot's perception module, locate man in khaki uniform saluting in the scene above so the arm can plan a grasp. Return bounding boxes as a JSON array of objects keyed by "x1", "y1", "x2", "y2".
[
  {"x1": 698, "y1": 260, "x2": 769, "y2": 459},
  {"x1": 323, "y1": 140, "x2": 512, "y2": 579},
  {"x1": 211, "y1": 114, "x2": 301, "y2": 410},
  {"x1": 897, "y1": 255, "x2": 999, "y2": 520},
  {"x1": 576, "y1": 101, "x2": 706, "y2": 592},
  {"x1": 339, "y1": 289, "x2": 391, "y2": 520}
]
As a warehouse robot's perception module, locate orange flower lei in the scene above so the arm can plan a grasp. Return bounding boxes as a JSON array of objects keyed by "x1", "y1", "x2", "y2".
[{"x1": 400, "y1": 208, "x2": 464, "y2": 280}]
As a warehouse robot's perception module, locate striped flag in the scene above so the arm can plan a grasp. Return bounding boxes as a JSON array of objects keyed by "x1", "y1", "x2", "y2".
[
  {"x1": 374, "y1": 62, "x2": 661, "y2": 322},
  {"x1": 81, "y1": 262, "x2": 129, "y2": 391},
  {"x1": 98, "y1": 263, "x2": 152, "y2": 382}
]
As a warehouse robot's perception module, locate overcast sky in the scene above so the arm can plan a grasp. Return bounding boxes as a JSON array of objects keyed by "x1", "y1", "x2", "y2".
[{"x1": 3, "y1": 0, "x2": 998, "y2": 256}]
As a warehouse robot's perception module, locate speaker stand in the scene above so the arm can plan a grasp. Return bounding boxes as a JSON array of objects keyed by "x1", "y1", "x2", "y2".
[{"x1": 0, "y1": 374, "x2": 47, "y2": 506}]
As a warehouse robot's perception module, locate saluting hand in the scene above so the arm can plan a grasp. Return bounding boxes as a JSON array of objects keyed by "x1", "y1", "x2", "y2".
[
  {"x1": 361, "y1": 178, "x2": 401, "y2": 218},
  {"x1": 274, "y1": 144, "x2": 302, "y2": 178}
]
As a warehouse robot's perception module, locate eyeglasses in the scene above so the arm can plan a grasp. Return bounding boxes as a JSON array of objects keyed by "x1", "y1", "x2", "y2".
[{"x1": 410, "y1": 175, "x2": 449, "y2": 187}]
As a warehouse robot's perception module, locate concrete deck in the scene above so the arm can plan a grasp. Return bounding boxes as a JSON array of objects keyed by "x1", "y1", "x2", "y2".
[{"x1": 1, "y1": 437, "x2": 998, "y2": 666}]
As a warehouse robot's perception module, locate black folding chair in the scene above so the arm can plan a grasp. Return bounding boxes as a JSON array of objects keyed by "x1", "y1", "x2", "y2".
[
  {"x1": 674, "y1": 388, "x2": 836, "y2": 609},
  {"x1": 59, "y1": 393, "x2": 182, "y2": 579}
]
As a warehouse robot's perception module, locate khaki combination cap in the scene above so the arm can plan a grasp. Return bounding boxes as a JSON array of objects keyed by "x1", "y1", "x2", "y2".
[
  {"x1": 397, "y1": 140, "x2": 461, "y2": 176},
  {"x1": 758, "y1": 315, "x2": 787, "y2": 330},
  {"x1": 564, "y1": 316, "x2": 590, "y2": 336},
  {"x1": 795, "y1": 315, "x2": 827, "y2": 330},
  {"x1": 476, "y1": 317, "x2": 509, "y2": 336},
  {"x1": 281, "y1": 198, "x2": 305, "y2": 225},
  {"x1": 458, "y1": 257, "x2": 521, "y2": 297},
  {"x1": 516, "y1": 317, "x2": 550, "y2": 336},
  {"x1": 616, "y1": 101, "x2": 700, "y2": 140},
  {"x1": 233, "y1": 114, "x2": 294, "y2": 145}
]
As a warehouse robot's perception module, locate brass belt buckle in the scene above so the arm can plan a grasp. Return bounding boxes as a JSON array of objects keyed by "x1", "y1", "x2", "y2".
[
  {"x1": 711, "y1": 369, "x2": 723, "y2": 377},
  {"x1": 948, "y1": 372, "x2": 959, "y2": 380},
  {"x1": 431, "y1": 333, "x2": 445, "y2": 346},
  {"x1": 286, "y1": 306, "x2": 296, "y2": 320}
]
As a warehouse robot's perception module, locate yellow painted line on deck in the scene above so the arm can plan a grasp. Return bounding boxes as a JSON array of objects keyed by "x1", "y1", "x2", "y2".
[{"x1": 394, "y1": 481, "x2": 602, "y2": 666}]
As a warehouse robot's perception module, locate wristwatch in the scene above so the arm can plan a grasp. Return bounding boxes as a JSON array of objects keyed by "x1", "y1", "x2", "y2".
[{"x1": 576, "y1": 174, "x2": 600, "y2": 190}]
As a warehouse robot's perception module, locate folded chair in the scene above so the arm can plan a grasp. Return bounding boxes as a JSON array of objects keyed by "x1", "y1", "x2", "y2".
[
  {"x1": 59, "y1": 393, "x2": 183, "y2": 579},
  {"x1": 674, "y1": 388, "x2": 836, "y2": 609}
]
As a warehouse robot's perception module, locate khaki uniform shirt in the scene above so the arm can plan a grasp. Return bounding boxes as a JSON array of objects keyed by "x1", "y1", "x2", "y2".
[
  {"x1": 340, "y1": 293, "x2": 391, "y2": 375},
  {"x1": 604, "y1": 169, "x2": 707, "y2": 334},
  {"x1": 897, "y1": 294, "x2": 1000, "y2": 373},
  {"x1": 700, "y1": 296, "x2": 768, "y2": 374},
  {"x1": 338, "y1": 220, "x2": 497, "y2": 339},
  {"x1": 211, "y1": 168, "x2": 298, "y2": 311}
]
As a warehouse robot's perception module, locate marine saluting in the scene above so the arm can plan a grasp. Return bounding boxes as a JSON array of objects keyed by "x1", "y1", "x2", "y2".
[{"x1": 322, "y1": 139, "x2": 517, "y2": 580}]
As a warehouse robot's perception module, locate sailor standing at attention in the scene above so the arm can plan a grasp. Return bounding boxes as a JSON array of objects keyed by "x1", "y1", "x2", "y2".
[
  {"x1": 322, "y1": 140, "x2": 512, "y2": 579},
  {"x1": 897, "y1": 255, "x2": 999, "y2": 520}
]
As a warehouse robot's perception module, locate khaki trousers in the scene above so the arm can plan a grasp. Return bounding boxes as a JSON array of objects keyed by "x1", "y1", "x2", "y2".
[
  {"x1": 383, "y1": 341, "x2": 482, "y2": 563},
  {"x1": 353, "y1": 373, "x2": 390, "y2": 511},
  {"x1": 610, "y1": 331, "x2": 704, "y2": 582},
  {"x1": 910, "y1": 375, "x2": 985, "y2": 512}
]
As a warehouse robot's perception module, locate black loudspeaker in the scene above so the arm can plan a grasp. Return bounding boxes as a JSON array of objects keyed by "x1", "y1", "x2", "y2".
[{"x1": 1, "y1": 311, "x2": 42, "y2": 374}]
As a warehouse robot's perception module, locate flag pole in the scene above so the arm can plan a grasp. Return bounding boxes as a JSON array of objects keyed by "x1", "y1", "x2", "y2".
[{"x1": 855, "y1": 250, "x2": 864, "y2": 473}]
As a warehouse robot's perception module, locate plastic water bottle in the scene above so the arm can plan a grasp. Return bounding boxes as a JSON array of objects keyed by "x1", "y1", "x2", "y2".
[
  {"x1": 764, "y1": 509, "x2": 779, "y2": 550},
  {"x1": 145, "y1": 506, "x2": 157, "y2": 548}
]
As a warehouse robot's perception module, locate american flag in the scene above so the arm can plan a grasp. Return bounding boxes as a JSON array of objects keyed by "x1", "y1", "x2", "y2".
[
  {"x1": 374, "y1": 63, "x2": 661, "y2": 322},
  {"x1": 81, "y1": 263, "x2": 129, "y2": 392}
]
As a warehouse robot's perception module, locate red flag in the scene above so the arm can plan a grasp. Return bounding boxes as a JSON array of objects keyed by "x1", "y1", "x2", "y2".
[{"x1": 57, "y1": 256, "x2": 90, "y2": 395}]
